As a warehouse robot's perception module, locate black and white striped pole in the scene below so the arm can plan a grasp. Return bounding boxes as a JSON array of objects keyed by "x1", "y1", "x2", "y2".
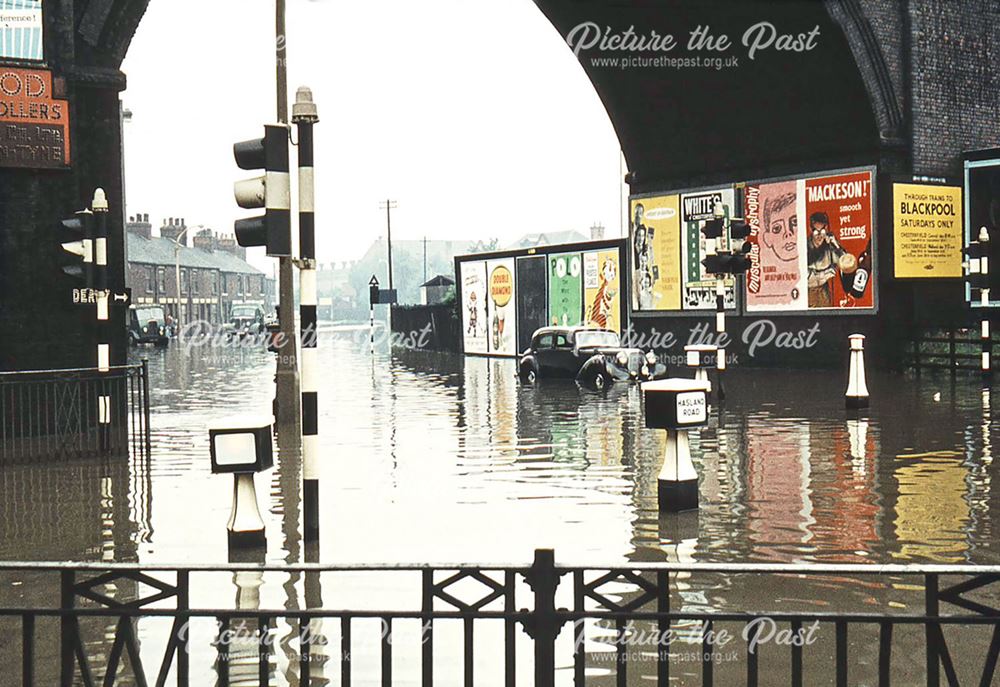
[
  {"x1": 93, "y1": 188, "x2": 111, "y2": 453},
  {"x1": 369, "y1": 275, "x2": 379, "y2": 355},
  {"x1": 964, "y1": 227, "x2": 992, "y2": 386},
  {"x1": 978, "y1": 227, "x2": 991, "y2": 385},
  {"x1": 293, "y1": 86, "x2": 321, "y2": 542}
]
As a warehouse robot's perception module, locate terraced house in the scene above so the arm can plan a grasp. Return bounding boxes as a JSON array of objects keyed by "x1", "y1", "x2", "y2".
[{"x1": 125, "y1": 215, "x2": 273, "y2": 326}]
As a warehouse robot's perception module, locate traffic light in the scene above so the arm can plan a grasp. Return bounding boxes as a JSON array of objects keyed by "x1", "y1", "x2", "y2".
[
  {"x1": 702, "y1": 216, "x2": 724, "y2": 239},
  {"x1": 701, "y1": 249, "x2": 751, "y2": 275},
  {"x1": 233, "y1": 124, "x2": 291, "y2": 257},
  {"x1": 963, "y1": 241, "x2": 990, "y2": 289},
  {"x1": 58, "y1": 209, "x2": 94, "y2": 284},
  {"x1": 729, "y1": 219, "x2": 751, "y2": 242}
]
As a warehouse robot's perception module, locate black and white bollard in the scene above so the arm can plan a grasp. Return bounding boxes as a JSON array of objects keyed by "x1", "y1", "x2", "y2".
[
  {"x1": 642, "y1": 378, "x2": 711, "y2": 512},
  {"x1": 93, "y1": 189, "x2": 111, "y2": 452},
  {"x1": 294, "y1": 86, "x2": 321, "y2": 542},
  {"x1": 978, "y1": 227, "x2": 992, "y2": 385},
  {"x1": 845, "y1": 334, "x2": 870, "y2": 409},
  {"x1": 210, "y1": 419, "x2": 274, "y2": 549},
  {"x1": 684, "y1": 344, "x2": 716, "y2": 394}
]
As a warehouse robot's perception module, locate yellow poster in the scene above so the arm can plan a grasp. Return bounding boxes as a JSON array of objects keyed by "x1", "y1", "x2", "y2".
[
  {"x1": 630, "y1": 195, "x2": 682, "y2": 311},
  {"x1": 583, "y1": 249, "x2": 621, "y2": 333},
  {"x1": 893, "y1": 183, "x2": 963, "y2": 278}
]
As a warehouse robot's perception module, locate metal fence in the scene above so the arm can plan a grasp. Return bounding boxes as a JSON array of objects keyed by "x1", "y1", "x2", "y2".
[
  {"x1": 908, "y1": 327, "x2": 998, "y2": 372},
  {"x1": 0, "y1": 549, "x2": 998, "y2": 686},
  {"x1": 0, "y1": 362, "x2": 151, "y2": 462}
]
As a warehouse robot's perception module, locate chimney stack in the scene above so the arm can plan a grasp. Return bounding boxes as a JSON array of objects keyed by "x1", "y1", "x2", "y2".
[
  {"x1": 193, "y1": 228, "x2": 217, "y2": 252},
  {"x1": 160, "y1": 217, "x2": 187, "y2": 244},
  {"x1": 126, "y1": 213, "x2": 153, "y2": 240}
]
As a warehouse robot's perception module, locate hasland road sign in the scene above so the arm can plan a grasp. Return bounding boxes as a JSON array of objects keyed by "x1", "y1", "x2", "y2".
[{"x1": 0, "y1": 67, "x2": 71, "y2": 169}]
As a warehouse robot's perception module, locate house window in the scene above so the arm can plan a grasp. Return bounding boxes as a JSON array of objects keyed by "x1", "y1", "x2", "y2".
[
  {"x1": 180, "y1": 269, "x2": 188, "y2": 294},
  {"x1": 157, "y1": 268, "x2": 166, "y2": 293},
  {"x1": 237, "y1": 276, "x2": 244, "y2": 295},
  {"x1": 145, "y1": 267, "x2": 154, "y2": 292},
  {"x1": 192, "y1": 269, "x2": 199, "y2": 295},
  {"x1": 222, "y1": 273, "x2": 229, "y2": 296},
  {"x1": 212, "y1": 272, "x2": 219, "y2": 296}
]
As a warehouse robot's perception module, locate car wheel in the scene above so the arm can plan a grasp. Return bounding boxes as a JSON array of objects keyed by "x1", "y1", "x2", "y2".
[
  {"x1": 591, "y1": 369, "x2": 609, "y2": 391},
  {"x1": 520, "y1": 363, "x2": 537, "y2": 384}
]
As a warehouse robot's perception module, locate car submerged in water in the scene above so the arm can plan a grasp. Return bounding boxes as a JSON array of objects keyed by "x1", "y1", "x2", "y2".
[
  {"x1": 128, "y1": 305, "x2": 169, "y2": 346},
  {"x1": 222, "y1": 303, "x2": 266, "y2": 339},
  {"x1": 518, "y1": 326, "x2": 666, "y2": 390}
]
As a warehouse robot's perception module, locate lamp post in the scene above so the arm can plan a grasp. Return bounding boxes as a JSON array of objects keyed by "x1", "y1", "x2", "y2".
[{"x1": 171, "y1": 224, "x2": 192, "y2": 331}]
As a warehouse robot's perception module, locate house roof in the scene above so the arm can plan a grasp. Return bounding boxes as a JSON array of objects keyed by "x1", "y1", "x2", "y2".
[
  {"x1": 128, "y1": 234, "x2": 263, "y2": 275},
  {"x1": 503, "y1": 230, "x2": 589, "y2": 250},
  {"x1": 421, "y1": 274, "x2": 455, "y2": 287}
]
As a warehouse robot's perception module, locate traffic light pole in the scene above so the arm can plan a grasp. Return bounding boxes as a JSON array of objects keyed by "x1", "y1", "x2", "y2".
[
  {"x1": 274, "y1": 0, "x2": 300, "y2": 436},
  {"x1": 293, "y1": 87, "x2": 320, "y2": 542},
  {"x1": 979, "y1": 227, "x2": 992, "y2": 385},
  {"x1": 93, "y1": 189, "x2": 111, "y2": 453}
]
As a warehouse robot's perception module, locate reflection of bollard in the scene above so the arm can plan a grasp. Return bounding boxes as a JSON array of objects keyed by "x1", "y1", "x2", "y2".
[
  {"x1": 642, "y1": 378, "x2": 710, "y2": 512},
  {"x1": 658, "y1": 510, "x2": 699, "y2": 562},
  {"x1": 227, "y1": 570, "x2": 267, "y2": 684},
  {"x1": 210, "y1": 419, "x2": 274, "y2": 549},
  {"x1": 684, "y1": 344, "x2": 716, "y2": 395},
  {"x1": 845, "y1": 334, "x2": 869, "y2": 409}
]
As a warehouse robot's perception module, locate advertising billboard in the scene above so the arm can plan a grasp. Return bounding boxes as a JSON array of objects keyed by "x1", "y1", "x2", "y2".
[
  {"x1": 745, "y1": 169, "x2": 874, "y2": 311},
  {"x1": 461, "y1": 260, "x2": 488, "y2": 354},
  {"x1": 515, "y1": 256, "x2": 547, "y2": 353},
  {"x1": 0, "y1": 0, "x2": 43, "y2": 61},
  {"x1": 681, "y1": 188, "x2": 736, "y2": 310},
  {"x1": 583, "y1": 248, "x2": 621, "y2": 333},
  {"x1": 630, "y1": 194, "x2": 682, "y2": 312},
  {"x1": 892, "y1": 183, "x2": 963, "y2": 278},
  {"x1": 548, "y1": 252, "x2": 582, "y2": 327},
  {"x1": 486, "y1": 258, "x2": 516, "y2": 355}
]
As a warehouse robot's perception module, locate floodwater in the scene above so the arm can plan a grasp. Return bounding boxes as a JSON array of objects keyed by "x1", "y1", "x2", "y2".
[{"x1": 1, "y1": 323, "x2": 999, "y2": 685}]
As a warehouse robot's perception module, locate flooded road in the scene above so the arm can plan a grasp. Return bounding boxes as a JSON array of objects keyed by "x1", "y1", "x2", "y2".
[{"x1": 1, "y1": 325, "x2": 998, "y2": 684}]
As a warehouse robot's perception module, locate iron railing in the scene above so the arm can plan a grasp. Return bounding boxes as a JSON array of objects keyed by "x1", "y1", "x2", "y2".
[
  {"x1": 0, "y1": 362, "x2": 151, "y2": 462},
  {"x1": 0, "y1": 550, "x2": 998, "y2": 686},
  {"x1": 908, "y1": 326, "x2": 998, "y2": 372}
]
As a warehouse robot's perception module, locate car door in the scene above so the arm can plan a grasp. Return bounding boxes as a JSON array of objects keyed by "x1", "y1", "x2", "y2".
[
  {"x1": 550, "y1": 332, "x2": 578, "y2": 377},
  {"x1": 534, "y1": 334, "x2": 554, "y2": 373}
]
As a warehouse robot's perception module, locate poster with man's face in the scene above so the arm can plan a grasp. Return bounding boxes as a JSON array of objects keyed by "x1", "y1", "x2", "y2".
[{"x1": 745, "y1": 180, "x2": 807, "y2": 311}]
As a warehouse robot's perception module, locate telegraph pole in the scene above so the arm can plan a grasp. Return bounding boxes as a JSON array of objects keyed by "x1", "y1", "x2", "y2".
[
  {"x1": 380, "y1": 199, "x2": 397, "y2": 291},
  {"x1": 274, "y1": 0, "x2": 300, "y2": 432}
]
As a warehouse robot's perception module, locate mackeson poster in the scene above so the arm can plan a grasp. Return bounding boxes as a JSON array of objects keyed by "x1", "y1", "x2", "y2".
[{"x1": 745, "y1": 170, "x2": 874, "y2": 311}]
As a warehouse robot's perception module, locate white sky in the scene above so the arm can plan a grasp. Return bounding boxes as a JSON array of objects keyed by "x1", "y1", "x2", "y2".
[{"x1": 121, "y1": 0, "x2": 626, "y2": 270}]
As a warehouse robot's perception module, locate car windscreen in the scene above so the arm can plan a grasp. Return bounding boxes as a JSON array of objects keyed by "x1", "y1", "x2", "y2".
[
  {"x1": 231, "y1": 307, "x2": 258, "y2": 319},
  {"x1": 575, "y1": 331, "x2": 620, "y2": 348},
  {"x1": 134, "y1": 308, "x2": 163, "y2": 323}
]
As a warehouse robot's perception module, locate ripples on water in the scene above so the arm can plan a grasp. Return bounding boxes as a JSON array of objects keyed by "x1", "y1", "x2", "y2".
[{"x1": 1, "y1": 325, "x2": 998, "y2": 684}]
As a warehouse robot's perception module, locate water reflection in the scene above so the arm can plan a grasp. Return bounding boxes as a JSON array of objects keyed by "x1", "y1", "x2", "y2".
[{"x1": 1, "y1": 329, "x2": 999, "y2": 683}]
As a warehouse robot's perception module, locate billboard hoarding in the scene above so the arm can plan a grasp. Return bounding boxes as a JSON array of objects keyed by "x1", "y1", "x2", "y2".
[
  {"x1": 583, "y1": 248, "x2": 621, "y2": 333},
  {"x1": 461, "y1": 261, "x2": 488, "y2": 354},
  {"x1": 745, "y1": 180, "x2": 807, "y2": 311},
  {"x1": 548, "y1": 252, "x2": 582, "y2": 327},
  {"x1": 892, "y1": 183, "x2": 963, "y2": 278},
  {"x1": 631, "y1": 194, "x2": 681, "y2": 311},
  {"x1": 681, "y1": 188, "x2": 736, "y2": 310},
  {"x1": 487, "y1": 258, "x2": 516, "y2": 355},
  {"x1": 0, "y1": 0, "x2": 43, "y2": 61}
]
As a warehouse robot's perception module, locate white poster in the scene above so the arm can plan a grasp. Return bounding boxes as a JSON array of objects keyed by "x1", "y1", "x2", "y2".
[
  {"x1": 0, "y1": 1, "x2": 43, "y2": 61},
  {"x1": 461, "y1": 261, "x2": 488, "y2": 354},
  {"x1": 486, "y1": 258, "x2": 516, "y2": 356}
]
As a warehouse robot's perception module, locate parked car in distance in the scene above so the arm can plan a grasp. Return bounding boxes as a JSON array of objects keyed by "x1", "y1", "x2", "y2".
[
  {"x1": 128, "y1": 305, "x2": 169, "y2": 346},
  {"x1": 518, "y1": 326, "x2": 666, "y2": 390},
  {"x1": 223, "y1": 302, "x2": 266, "y2": 339}
]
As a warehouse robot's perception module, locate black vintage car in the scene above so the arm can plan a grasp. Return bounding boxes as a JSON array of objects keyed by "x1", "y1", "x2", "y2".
[
  {"x1": 128, "y1": 305, "x2": 169, "y2": 346},
  {"x1": 518, "y1": 326, "x2": 665, "y2": 389}
]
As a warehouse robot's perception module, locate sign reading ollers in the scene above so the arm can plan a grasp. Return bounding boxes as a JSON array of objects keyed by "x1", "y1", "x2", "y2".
[{"x1": 0, "y1": 67, "x2": 71, "y2": 168}]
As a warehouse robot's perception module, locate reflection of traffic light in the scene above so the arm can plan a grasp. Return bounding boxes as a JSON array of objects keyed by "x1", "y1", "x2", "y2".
[
  {"x1": 58, "y1": 209, "x2": 94, "y2": 284},
  {"x1": 233, "y1": 124, "x2": 291, "y2": 257}
]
